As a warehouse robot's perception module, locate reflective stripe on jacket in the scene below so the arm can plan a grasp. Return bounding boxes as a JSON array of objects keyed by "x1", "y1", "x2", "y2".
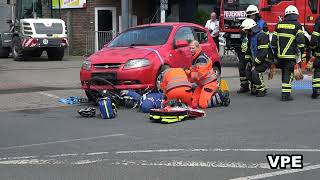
[{"x1": 160, "y1": 68, "x2": 191, "y2": 93}]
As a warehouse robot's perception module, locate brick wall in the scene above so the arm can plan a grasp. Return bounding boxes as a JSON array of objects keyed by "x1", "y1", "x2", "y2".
[
  {"x1": 46, "y1": 0, "x2": 122, "y2": 56},
  {"x1": 41, "y1": 0, "x2": 151, "y2": 56},
  {"x1": 42, "y1": 0, "x2": 96, "y2": 55}
]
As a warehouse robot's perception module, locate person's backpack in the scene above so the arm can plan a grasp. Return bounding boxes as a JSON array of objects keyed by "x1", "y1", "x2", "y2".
[{"x1": 98, "y1": 97, "x2": 118, "y2": 119}]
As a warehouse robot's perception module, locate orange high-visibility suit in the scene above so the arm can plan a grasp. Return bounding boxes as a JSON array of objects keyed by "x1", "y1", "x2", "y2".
[
  {"x1": 187, "y1": 51, "x2": 218, "y2": 109},
  {"x1": 160, "y1": 68, "x2": 193, "y2": 106}
]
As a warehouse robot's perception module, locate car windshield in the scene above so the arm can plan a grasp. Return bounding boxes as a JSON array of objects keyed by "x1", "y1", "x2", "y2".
[{"x1": 108, "y1": 26, "x2": 172, "y2": 47}]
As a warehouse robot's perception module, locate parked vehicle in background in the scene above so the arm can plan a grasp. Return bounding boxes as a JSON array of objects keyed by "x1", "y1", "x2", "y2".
[
  {"x1": 0, "y1": 0, "x2": 68, "y2": 61},
  {"x1": 80, "y1": 22, "x2": 221, "y2": 102},
  {"x1": 219, "y1": 0, "x2": 319, "y2": 54}
]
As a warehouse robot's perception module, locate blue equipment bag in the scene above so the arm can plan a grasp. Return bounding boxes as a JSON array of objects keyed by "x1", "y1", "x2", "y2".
[
  {"x1": 139, "y1": 93, "x2": 163, "y2": 113},
  {"x1": 98, "y1": 97, "x2": 118, "y2": 119}
]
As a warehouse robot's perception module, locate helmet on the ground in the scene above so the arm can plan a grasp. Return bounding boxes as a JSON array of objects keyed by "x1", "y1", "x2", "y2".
[
  {"x1": 246, "y1": 5, "x2": 259, "y2": 16},
  {"x1": 241, "y1": 18, "x2": 257, "y2": 30},
  {"x1": 78, "y1": 107, "x2": 96, "y2": 117},
  {"x1": 285, "y1": 5, "x2": 299, "y2": 15}
]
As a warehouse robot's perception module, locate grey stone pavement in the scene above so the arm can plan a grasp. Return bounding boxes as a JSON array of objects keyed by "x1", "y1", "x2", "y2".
[{"x1": 0, "y1": 56, "x2": 320, "y2": 180}]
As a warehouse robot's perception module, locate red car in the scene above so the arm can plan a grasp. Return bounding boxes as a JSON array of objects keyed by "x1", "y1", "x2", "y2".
[{"x1": 80, "y1": 22, "x2": 221, "y2": 101}]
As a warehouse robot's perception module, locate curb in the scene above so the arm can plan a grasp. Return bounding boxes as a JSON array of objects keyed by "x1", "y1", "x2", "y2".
[{"x1": 221, "y1": 55, "x2": 239, "y2": 67}]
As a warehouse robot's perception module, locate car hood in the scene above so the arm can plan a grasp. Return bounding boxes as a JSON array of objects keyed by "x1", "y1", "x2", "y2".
[{"x1": 89, "y1": 46, "x2": 161, "y2": 64}]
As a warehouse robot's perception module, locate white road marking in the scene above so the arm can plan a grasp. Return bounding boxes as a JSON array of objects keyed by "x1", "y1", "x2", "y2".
[
  {"x1": 116, "y1": 148, "x2": 320, "y2": 154},
  {"x1": 38, "y1": 92, "x2": 60, "y2": 99},
  {"x1": 86, "y1": 152, "x2": 109, "y2": 156},
  {"x1": 0, "y1": 156, "x2": 37, "y2": 161},
  {"x1": 112, "y1": 159, "x2": 271, "y2": 169},
  {"x1": 288, "y1": 109, "x2": 320, "y2": 115},
  {"x1": 229, "y1": 164, "x2": 320, "y2": 180},
  {"x1": 0, "y1": 133, "x2": 125, "y2": 150},
  {"x1": 45, "y1": 153, "x2": 78, "y2": 158},
  {"x1": 0, "y1": 159, "x2": 63, "y2": 165},
  {"x1": 72, "y1": 159, "x2": 104, "y2": 165}
]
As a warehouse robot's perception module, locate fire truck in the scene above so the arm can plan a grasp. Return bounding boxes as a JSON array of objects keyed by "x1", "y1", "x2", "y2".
[
  {"x1": 219, "y1": 0, "x2": 320, "y2": 54},
  {"x1": 0, "y1": 0, "x2": 68, "y2": 61}
]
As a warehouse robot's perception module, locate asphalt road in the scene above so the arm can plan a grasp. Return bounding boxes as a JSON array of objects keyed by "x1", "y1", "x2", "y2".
[{"x1": 0, "y1": 57, "x2": 320, "y2": 180}]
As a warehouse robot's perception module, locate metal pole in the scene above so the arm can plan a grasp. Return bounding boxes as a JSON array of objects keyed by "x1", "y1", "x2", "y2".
[
  {"x1": 121, "y1": 0, "x2": 129, "y2": 32},
  {"x1": 50, "y1": 0, "x2": 53, "y2": 18},
  {"x1": 160, "y1": 0, "x2": 167, "y2": 23},
  {"x1": 58, "y1": 0, "x2": 61, "y2": 19},
  {"x1": 160, "y1": 10, "x2": 165, "y2": 23}
]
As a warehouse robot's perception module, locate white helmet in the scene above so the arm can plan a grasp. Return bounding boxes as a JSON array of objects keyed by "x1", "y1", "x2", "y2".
[
  {"x1": 246, "y1": 5, "x2": 259, "y2": 16},
  {"x1": 285, "y1": 5, "x2": 299, "y2": 15},
  {"x1": 241, "y1": 18, "x2": 257, "y2": 30}
]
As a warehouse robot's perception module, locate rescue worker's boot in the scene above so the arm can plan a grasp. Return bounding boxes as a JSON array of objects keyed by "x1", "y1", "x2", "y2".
[
  {"x1": 221, "y1": 91, "x2": 231, "y2": 106},
  {"x1": 237, "y1": 84, "x2": 250, "y2": 93},
  {"x1": 281, "y1": 92, "x2": 293, "y2": 101},
  {"x1": 256, "y1": 90, "x2": 266, "y2": 97},
  {"x1": 250, "y1": 84, "x2": 257, "y2": 95},
  {"x1": 311, "y1": 88, "x2": 320, "y2": 99}
]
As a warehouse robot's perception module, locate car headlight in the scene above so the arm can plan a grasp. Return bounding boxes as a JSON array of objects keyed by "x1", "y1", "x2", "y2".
[
  {"x1": 124, "y1": 59, "x2": 150, "y2": 69},
  {"x1": 81, "y1": 60, "x2": 91, "y2": 71}
]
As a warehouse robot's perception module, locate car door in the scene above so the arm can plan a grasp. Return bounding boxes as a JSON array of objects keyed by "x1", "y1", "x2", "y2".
[{"x1": 170, "y1": 26, "x2": 195, "y2": 68}]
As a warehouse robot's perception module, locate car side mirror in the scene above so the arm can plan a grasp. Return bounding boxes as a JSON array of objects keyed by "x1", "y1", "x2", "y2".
[
  {"x1": 175, "y1": 40, "x2": 189, "y2": 48},
  {"x1": 6, "y1": 19, "x2": 12, "y2": 24},
  {"x1": 260, "y1": 5, "x2": 271, "y2": 11}
]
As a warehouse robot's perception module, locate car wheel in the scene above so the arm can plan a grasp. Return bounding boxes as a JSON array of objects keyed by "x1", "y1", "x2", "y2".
[
  {"x1": 85, "y1": 90, "x2": 98, "y2": 104},
  {"x1": 213, "y1": 65, "x2": 221, "y2": 82},
  {"x1": 156, "y1": 65, "x2": 170, "y2": 92}
]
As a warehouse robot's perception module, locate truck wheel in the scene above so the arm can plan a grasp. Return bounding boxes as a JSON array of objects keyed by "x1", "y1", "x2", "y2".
[
  {"x1": 0, "y1": 36, "x2": 9, "y2": 58},
  {"x1": 47, "y1": 48, "x2": 64, "y2": 60},
  {"x1": 32, "y1": 50, "x2": 42, "y2": 57},
  {"x1": 156, "y1": 65, "x2": 170, "y2": 92},
  {"x1": 12, "y1": 37, "x2": 24, "y2": 61},
  {"x1": 0, "y1": 46, "x2": 9, "y2": 58}
]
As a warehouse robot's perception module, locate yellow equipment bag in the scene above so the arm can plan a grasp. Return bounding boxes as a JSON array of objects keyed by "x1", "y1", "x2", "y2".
[{"x1": 219, "y1": 79, "x2": 229, "y2": 92}]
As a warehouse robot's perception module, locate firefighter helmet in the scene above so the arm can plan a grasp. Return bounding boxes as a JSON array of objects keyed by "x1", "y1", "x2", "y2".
[
  {"x1": 285, "y1": 5, "x2": 299, "y2": 15},
  {"x1": 246, "y1": 5, "x2": 259, "y2": 16},
  {"x1": 241, "y1": 18, "x2": 257, "y2": 30}
]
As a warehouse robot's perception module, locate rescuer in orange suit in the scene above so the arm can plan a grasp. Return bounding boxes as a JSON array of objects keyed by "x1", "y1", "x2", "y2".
[
  {"x1": 185, "y1": 40, "x2": 218, "y2": 109},
  {"x1": 160, "y1": 68, "x2": 193, "y2": 107}
]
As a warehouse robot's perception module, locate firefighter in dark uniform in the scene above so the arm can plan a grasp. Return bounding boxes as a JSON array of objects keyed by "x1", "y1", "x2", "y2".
[
  {"x1": 237, "y1": 24, "x2": 253, "y2": 93},
  {"x1": 309, "y1": 16, "x2": 320, "y2": 99},
  {"x1": 271, "y1": 5, "x2": 305, "y2": 101},
  {"x1": 242, "y1": 18, "x2": 270, "y2": 97},
  {"x1": 245, "y1": 5, "x2": 269, "y2": 33},
  {"x1": 237, "y1": 5, "x2": 269, "y2": 94}
]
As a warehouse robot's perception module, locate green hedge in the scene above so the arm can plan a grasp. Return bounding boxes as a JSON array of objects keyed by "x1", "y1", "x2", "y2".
[{"x1": 194, "y1": 10, "x2": 210, "y2": 27}]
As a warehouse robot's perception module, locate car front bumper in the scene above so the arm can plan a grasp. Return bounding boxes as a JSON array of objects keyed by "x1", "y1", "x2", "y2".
[{"x1": 80, "y1": 65, "x2": 158, "y2": 90}]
